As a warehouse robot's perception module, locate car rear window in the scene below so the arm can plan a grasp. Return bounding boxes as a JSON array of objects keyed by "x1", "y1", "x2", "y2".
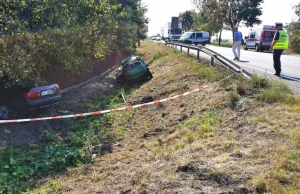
[{"x1": 264, "y1": 31, "x2": 275, "y2": 38}]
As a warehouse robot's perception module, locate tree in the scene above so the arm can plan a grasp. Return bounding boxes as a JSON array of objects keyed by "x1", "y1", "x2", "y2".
[
  {"x1": 179, "y1": 11, "x2": 194, "y2": 31},
  {"x1": 113, "y1": 0, "x2": 148, "y2": 48},
  {"x1": 287, "y1": 3, "x2": 300, "y2": 52},
  {"x1": 294, "y1": 3, "x2": 300, "y2": 20},
  {"x1": 193, "y1": 0, "x2": 264, "y2": 39},
  {"x1": 191, "y1": 11, "x2": 223, "y2": 44},
  {"x1": 191, "y1": 1, "x2": 224, "y2": 45},
  {"x1": 0, "y1": 0, "x2": 148, "y2": 85}
]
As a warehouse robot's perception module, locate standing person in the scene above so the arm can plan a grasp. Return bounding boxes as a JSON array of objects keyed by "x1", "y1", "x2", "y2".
[
  {"x1": 232, "y1": 27, "x2": 243, "y2": 61},
  {"x1": 270, "y1": 22, "x2": 289, "y2": 77}
]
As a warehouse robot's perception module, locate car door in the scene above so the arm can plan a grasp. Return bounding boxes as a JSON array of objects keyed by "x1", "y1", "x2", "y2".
[
  {"x1": 195, "y1": 32, "x2": 203, "y2": 43},
  {"x1": 189, "y1": 33, "x2": 195, "y2": 42},
  {"x1": 248, "y1": 32, "x2": 256, "y2": 48}
]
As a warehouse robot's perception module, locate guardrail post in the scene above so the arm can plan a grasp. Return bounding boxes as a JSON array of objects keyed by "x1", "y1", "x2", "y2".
[
  {"x1": 211, "y1": 56, "x2": 214, "y2": 66},
  {"x1": 197, "y1": 50, "x2": 200, "y2": 60},
  {"x1": 180, "y1": 46, "x2": 182, "y2": 52},
  {"x1": 187, "y1": 48, "x2": 190, "y2": 56}
]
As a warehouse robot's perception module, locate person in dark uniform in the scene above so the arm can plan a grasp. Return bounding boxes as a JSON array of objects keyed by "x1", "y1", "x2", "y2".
[{"x1": 270, "y1": 22, "x2": 289, "y2": 77}]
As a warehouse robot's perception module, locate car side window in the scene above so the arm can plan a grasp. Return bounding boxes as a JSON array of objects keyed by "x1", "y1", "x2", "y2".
[
  {"x1": 138, "y1": 59, "x2": 147, "y2": 66},
  {"x1": 196, "y1": 33, "x2": 203, "y2": 38},
  {"x1": 255, "y1": 31, "x2": 261, "y2": 38},
  {"x1": 190, "y1": 33, "x2": 195, "y2": 38},
  {"x1": 249, "y1": 32, "x2": 255, "y2": 39}
]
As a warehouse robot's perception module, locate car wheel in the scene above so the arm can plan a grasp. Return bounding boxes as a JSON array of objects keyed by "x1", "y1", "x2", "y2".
[
  {"x1": 255, "y1": 45, "x2": 260, "y2": 52},
  {"x1": 116, "y1": 73, "x2": 125, "y2": 84},
  {"x1": 145, "y1": 69, "x2": 153, "y2": 79},
  {"x1": 202, "y1": 42, "x2": 206, "y2": 46},
  {"x1": 0, "y1": 105, "x2": 15, "y2": 120},
  {"x1": 244, "y1": 45, "x2": 248, "y2": 50}
]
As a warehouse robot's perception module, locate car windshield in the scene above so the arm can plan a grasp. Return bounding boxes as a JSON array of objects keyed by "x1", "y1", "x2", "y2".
[
  {"x1": 182, "y1": 32, "x2": 193, "y2": 37},
  {"x1": 170, "y1": 29, "x2": 182, "y2": 34},
  {"x1": 264, "y1": 31, "x2": 276, "y2": 38}
]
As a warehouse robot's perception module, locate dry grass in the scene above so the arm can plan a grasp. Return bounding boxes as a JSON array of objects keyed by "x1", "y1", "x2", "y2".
[{"x1": 28, "y1": 41, "x2": 300, "y2": 194}]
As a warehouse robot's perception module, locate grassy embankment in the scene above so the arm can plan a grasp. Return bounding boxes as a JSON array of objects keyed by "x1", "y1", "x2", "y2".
[
  {"x1": 1, "y1": 40, "x2": 300, "y2": 193},
  {"x1": 211, "y1": 41, "x2": 234, "y2": 48}
]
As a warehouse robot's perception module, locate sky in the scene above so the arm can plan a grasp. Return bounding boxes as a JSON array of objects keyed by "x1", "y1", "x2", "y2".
[{"x1": 142, "y1": 0, "x2": 300, "y2": 39}]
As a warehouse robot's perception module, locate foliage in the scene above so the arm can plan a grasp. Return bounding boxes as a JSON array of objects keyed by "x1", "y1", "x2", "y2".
[
  {"x1": 211, "y1": 41, "x2": 234, "y2": 47},
  {"x1": 0, "y1": 0, "x2": 148, "y2": 86},
  {"x1": 0, "y1": 90, "x2": 130, "y2": 193},
  {"x1": 191, "y1": 11, "x2": 222, "y2": 37},
  {"x1": 148, "y1": 52, "x2": 168, "y2": 65},
  {"x1": 294, "y1": 3, "x2": 300, "y2": 20},
  {"x1": 260, "y1": 81, "x2": 294, "y2": 103},
  {"x1": 114, "y1": 0, "x2": 148, "y2": 48},
  {"x1": 192, "y1": 0, "x2": 263, "y2": 38},
  {"x1": 179, "y1": 11, "x2": 194, "y2": 31},
  {"x1": 286, "y1": 4, "x2": 300, "y2": 53},
  {"x1": 249, "y1": 75, "x2": 270, "y2": 89},
  {"x1": 288, "y1": 32, "x2": 300, "y2": 53}
]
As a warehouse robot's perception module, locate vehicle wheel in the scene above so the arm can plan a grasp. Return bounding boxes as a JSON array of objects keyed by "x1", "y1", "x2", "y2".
[
  {"x1": 260, "y1": 48, "x2": 264, "y2": 52},
  {"x1": 255, "y1": 45, "x2": 260, "y2": 52},
  {"x1": 202, "y1": 42, "x2": 206, "y2": 46},
  {"x1": 116, "y1": 74, "x2": 125, "y2": 84},
  {"x1": 0, "y1": 105, "x2": 16, "y2": 120},
  {"x1": 244, "y1": 45, "x2": 248, "y2": 50},
  {"x1": 146, "y1": 69, "x2": 153, "y2": 79}
]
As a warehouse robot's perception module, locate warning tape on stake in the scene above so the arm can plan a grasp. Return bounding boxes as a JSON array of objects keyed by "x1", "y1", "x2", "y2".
[{"x1": 0, "y1": 76, "x2": 233, "y2": 124}]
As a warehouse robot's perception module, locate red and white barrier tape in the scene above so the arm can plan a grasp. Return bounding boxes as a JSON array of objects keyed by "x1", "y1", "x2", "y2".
[{"x1": 0, "y1": 76, "x2": 232, "y2": 124}]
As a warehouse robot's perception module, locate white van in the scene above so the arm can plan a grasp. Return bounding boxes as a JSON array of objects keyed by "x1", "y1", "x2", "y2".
[
  {"x1": 244, "y1": 25, "x2": 277, "y2": 52},
  {"x1": 178, "y1": 31, "x2": 210, "y2": 46}
]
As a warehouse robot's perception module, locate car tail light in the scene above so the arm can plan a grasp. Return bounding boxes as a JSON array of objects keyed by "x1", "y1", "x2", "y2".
[
  {"x1": 124, "y1": 72, "x2": 129, "y2": 77},
  {"x1": 23, "y1": 91, "x2": 39, "y2": 99},
  {"x1": 55, "y1": 87, "x2": 60, "y2": 94},
  {"x1": 260, "y1": 32, "x2": 264, "y2": 42}
]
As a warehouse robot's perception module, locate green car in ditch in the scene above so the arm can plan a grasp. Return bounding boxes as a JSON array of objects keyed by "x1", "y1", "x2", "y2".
[{"x1": 116, "y1": 56, "x2": 153, "y2": 83}]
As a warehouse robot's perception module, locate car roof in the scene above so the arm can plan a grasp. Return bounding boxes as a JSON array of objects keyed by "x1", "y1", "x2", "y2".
[{"x1": 121, "y1": 56, "x2": 140, "y2": 65}]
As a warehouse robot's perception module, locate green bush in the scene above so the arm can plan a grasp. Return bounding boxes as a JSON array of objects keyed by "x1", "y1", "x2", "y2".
[
  {"x1": 0, "y1": 0, "x2": 145, "y2": 86},
  {"x1": 249, "y1": 75, "x2": 271, "y2": 89},
  {"x1": 289, "y1": 34, "x2": 300, "y2": 53},
  {"x1": 287, "y1": 22, "x2": 300, "y2": 53},
  {"x1": 0, "y1": 29, "x2": 117, "y2": 87},
  {"x1": 260, "y1": 81, "x2": 294, "y2": 103}
]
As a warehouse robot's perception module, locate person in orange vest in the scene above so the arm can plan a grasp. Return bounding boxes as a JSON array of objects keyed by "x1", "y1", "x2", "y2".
[{"x1": 270, "y1": 22, "x2": 289, "y2": 77}]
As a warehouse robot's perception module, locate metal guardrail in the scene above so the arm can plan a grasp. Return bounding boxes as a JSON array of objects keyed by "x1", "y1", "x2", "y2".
[{"x1": 165, "y1": 42, "x2": 252, "y2": 79}]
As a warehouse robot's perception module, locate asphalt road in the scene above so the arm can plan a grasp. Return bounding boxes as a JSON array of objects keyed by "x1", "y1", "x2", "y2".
[{"x1": 167, "y1": 42, "x2": 300, "y2": 95}]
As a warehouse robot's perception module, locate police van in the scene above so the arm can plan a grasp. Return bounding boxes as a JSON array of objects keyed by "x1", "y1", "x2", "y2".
[
  {"x1": 178, "y1": 31, "x2": 210, "y2": 46},
  {"x1": 244, "y1": 25, "x2": 277, "y2": 52}
]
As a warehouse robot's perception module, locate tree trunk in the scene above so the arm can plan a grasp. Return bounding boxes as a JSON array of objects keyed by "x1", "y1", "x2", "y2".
[
  {"x1": 137, "y1": 27, "x2": 141, "y2": 47},
  {"x1": 218, "y1": 30, "x2": 222, "y2": 46}
]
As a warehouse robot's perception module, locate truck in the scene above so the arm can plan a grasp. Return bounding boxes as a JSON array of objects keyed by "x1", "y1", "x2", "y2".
[{"x1": 163, "y1": 17, "x2": 183, "y2": 41}]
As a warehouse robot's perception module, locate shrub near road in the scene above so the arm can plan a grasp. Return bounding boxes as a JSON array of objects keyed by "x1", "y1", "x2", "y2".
[{"x1": 8, "y1": 41, "x2": 300, "y2": 193}]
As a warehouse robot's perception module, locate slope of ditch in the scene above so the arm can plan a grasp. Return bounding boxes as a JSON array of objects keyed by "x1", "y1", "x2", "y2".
[{"x1": 2, "y1": 41, "x2": 300, "y2": 194}]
